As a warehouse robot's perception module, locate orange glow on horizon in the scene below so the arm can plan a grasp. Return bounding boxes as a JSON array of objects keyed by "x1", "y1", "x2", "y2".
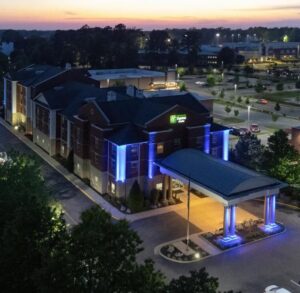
[{"x1": 1, "y1": 0, "x2": 300, "y2": 29}]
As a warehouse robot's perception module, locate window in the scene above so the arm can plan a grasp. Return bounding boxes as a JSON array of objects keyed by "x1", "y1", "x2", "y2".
[
  {"x1": 156, "y1": 183, "x2": 163, "y2": 191},
  {"x1": 130, "y1": 161, "x2": 139, "y2": 177},
  {"x1": 157, "y1": 143, "x2": 164, "y2": 154},
  {"x1": 111, "y1": 182, "x2": 116, "y2": 194}
]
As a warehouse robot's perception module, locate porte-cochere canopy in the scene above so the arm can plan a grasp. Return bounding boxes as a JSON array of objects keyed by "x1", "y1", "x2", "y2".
[{"x1": 155, "y1": 148, "x2": 287, "y2": 206}]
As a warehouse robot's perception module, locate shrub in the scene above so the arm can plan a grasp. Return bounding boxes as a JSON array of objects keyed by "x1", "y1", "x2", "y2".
[
  {"x1": 274, "y1": 102, "x2": 281, "y2": 112},
  {"x1": 127, "y1": 180, "x2": 144, "y2": 212},
  {"x1": 276, "y1": 83, "x2": 284, "y2": 91},
  {"x1": 150, "y1": 188, "x2": 160, "y2": 205},
  {"x1": 234, "y1": 109, "x2": 239, "y2": 117}
]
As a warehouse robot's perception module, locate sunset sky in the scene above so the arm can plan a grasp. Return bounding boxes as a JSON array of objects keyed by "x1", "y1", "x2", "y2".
[{"x1": 1, "y1": 0, "x2": 300, "y2": 30}]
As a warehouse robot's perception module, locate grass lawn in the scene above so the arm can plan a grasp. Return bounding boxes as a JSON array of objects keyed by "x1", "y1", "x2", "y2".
[
  {"x1": 220, "y1": 117, "x2": 244, "y2": 124},
  {"x1": 255, "y1": 90, "x2": 300, "y2": 103}
]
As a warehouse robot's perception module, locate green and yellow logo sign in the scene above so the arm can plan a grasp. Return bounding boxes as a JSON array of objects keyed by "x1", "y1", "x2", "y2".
[{"x1": 170, "y1": 114, "x2": 187, "y2": 124}]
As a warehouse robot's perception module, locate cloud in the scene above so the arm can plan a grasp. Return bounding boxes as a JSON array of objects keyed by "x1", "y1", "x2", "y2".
[
  {"x1": 230, "y1": 4, "x2": 300, "y2": 12},
  {"x1": 64, "y1": 11, "x2": 77, "y2": 16}
]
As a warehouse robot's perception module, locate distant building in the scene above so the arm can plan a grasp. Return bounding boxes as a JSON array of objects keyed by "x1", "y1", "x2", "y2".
[
  {"x1": 88, "y1": 68, "x2": 177, "y2": 90},
  {"x1": 0, "y1": 42, "x2": 14, "y2": 56},
  {"x1": 263, "y1": 42, "x2": 300, "y2": 59}
]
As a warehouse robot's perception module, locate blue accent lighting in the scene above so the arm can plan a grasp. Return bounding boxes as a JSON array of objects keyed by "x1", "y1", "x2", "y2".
[
  {"x1": 204, "y1": 124, "x2": 210, "y2": 154},
  {"x1": 148, "y1": 132, "x2": 156, "y2": 179},
  {"x1": 116, "y1": 145, "x2": 126, "y2": 182},
  {"x1": 223, "y1": 129, "x2": 230, "y2": 161}
]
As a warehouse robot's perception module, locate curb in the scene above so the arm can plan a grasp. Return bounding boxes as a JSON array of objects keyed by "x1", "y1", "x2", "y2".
[{"x1": 155, "y1": 224, "x2": 286, "y2": 264}]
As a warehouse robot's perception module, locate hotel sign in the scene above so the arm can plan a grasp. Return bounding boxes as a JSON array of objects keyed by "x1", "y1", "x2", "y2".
[{"x1": 170, "y1": 114, "x2": 187, "y2": 124}]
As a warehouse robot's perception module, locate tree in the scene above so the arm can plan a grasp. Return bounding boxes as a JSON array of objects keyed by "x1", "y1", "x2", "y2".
[
  {"x1": 165, "y1": 268, "x2": 219, "y2": 293},
  {"x1": 274, "y1": 102, "x2": 281, "y2": 111},
  {"x1": 53, "y1": 207, "x2": 165, "y2": 293},
  {"x1": 265, "y1": 130, "x2": 297, "y2": 167},
  {"x1": 207, "y1": 75, "x2": 216, "y2": 87},
  {"x1": 255, "y1": 82, "x2": 265, "y2": 93},
  {"x1": 276, "y1": 82, "x2": 284, "y2": 91},
  {"x1": 225, "y1": 105, "x2": 232, "y2": 115},
  {"x1": 218, "y1": 47, "x2": 235, "y2": 66},
  {"x1": 219, "y1": 89, "x2": 225, "y2": 98},
  {"x1": 269, "y1": 157, "x2": 300, "y2": 185},
  {"x1": 179, "y1": 81, "x2": 187, "y2": 92},
  {"x1": 0, "y1": 152, "x2": 67, "y2": 293},
  {"x1": 234, "y1": 109, "x2": 239, "y2": 117},
  {"x1": 231, "y1": 133, "x2": 265, "y2": 170},
  {"x1": 127, "y1": 180, "x2": 144, "y2": 212},
  {"x1": 245, "y1": 97, "x2": 250, "y2": 104},
  {"x1": 237, "y1": 96, "x2": 242, "y2": 103}
]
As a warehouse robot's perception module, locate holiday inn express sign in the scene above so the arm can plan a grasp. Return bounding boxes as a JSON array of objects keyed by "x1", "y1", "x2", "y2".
[{"x1": 170, "y1": 114, "x2": 187, "y2": 124}]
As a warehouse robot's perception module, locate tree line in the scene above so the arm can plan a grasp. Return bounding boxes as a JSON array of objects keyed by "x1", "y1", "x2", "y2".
[
  {"x1": 0, "y1": 151, "x2": 239, "y2": 293},
  {"x1": 3, "y1": 25, "x2": 300, "y2": 71}
]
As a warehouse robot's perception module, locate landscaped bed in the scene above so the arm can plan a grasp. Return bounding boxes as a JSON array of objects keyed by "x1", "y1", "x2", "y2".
[
  {"x1": 160, "y1": 239, "x2": 210, "y2": 263},
  {"x1": 202, "y1": 219, "x2": 285, "y2": 250}
]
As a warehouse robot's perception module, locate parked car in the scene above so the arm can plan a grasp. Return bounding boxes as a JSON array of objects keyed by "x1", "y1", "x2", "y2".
[
  {"x1": 230, "y1": 127, "x2": 249, "y2": 136},
  {"x1": 259, "y1": 99, "x2": 268, "y2": 105},
  {"x1": 250, "y1": 123, "x2": 261, "y2": 133},
  {"x1": 264, "y1": 285, "x2": 291, "y2": 293},
  {"x1": 195, "y1": 81, "x2": 207, "y2": 86}
]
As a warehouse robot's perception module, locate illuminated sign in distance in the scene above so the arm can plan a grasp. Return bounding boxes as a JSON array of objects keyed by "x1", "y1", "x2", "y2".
[{"x1": 170, "y1": 114, "x2": 187, "y2": 124}]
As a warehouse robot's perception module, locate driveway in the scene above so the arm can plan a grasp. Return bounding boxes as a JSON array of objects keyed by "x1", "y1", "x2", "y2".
[
  {"x1": 0, "y1": 123, "x2": 94, "y2": 225},
  {"x1": 131, "y1": 200, "x2": 300, "y2": 293}
]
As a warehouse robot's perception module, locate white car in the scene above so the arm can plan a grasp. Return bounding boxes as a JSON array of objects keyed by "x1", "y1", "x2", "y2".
[
  {"x1": 195, "y1": 81, "x2": 206, "y2": 86},
  {"x1": 264, "y1": 285, "x2": 292, "y2": 293}
]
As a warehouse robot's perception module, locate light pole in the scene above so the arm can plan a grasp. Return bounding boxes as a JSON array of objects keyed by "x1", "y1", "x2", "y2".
[
  {"x1": 234, "y1": 84, "x2": 237, "y2": 95},
  {"x1": 247, "y1": 105, "x2": 251, "y2": 128},
  {"x1": 231, "y1": 34, "x2": 234, "y2": 43},
  {"x1": 216, "y1": 33, "x2": 220, "y2": 45}
]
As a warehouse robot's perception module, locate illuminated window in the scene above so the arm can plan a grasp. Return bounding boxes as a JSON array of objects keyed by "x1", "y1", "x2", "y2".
[
  {"x1": 157, "y1": 143, "x2": 164, "y2": 154},
  {"x1": 156, "y1": 183, "x2": 163, "y2": 191},
  {"x1": 111, "y1": 182, "x2": 116, "y2": 194}
]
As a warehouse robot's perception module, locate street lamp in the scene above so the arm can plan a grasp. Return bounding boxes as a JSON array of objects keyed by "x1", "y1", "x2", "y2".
[
  {"x1": 216, "y1": 33, "x2": 220, "y2": 45},
  {"x1": 234, "y1": 84, "x2": 237, "y2": 94},
  {"x1": 247, "y1": 105, "x2": 251, "y2": 128},
  {"x1": 231, "y1": 34, "x2": 234, "y2": 42}
]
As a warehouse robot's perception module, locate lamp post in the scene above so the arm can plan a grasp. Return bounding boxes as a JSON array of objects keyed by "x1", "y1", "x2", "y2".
[
  {"x1": 247, "y1": 105, "x2": 251, "y2": 128},
  {"x1": 216, "y1": 33, "x2": 220, "y2": 45}
]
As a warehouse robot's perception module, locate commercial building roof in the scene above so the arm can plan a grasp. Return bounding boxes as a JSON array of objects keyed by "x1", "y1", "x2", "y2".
[
  {"x1": 88, "y1": 68, "x2": 165, "y2": 81},
  {"x1": 155, "y1": 149, "x2": 286, "y2": 201}
]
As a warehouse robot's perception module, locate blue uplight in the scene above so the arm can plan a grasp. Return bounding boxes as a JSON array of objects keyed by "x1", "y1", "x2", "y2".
[
  {"x1": 218, "y1": 234, "x2": 242, "y2": 248},
  {"x1": 148, "y1": 132, "x2": 156, "y2": 179},
  {"x1": 116, "y1": 145, "x2": 126, "y2": 182},
  {"x1": 204, "y1": 124, "x2": 210, "y2": 154},
  {"x1": 260, "y1": 223, "x2": 281, "y2": 234},
  {"x1": 223, "y1": 129, "x2": 230, "y2": 161}
]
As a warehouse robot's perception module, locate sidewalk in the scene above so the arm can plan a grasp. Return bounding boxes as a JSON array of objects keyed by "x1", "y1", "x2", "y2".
[{"x1": 0, "y1": 118, "x2": 187, "y2": 223}]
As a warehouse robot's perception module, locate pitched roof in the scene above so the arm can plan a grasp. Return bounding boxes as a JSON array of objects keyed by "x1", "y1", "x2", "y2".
[
  {"x1": 7, "y1": 65, "x2": 66, "y2": 87},
  {"x1": 107, "y1": 124, "x2": 147, "y2": 145},
  {"x1": 96, "y1": 93, "x2": 209, "y2": 126},
  {"x1": 155, "y1": 148, "x2": 286, "y2": 200},
  {"x1": 35, "y1": 82, "x2": 131, "y2": 120}
]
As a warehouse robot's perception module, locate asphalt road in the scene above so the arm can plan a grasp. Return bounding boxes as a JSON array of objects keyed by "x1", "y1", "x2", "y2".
[
  {"x1": 0, "y1": 123, "x2": 94, "y2": 225},
  {"x1": 131, "y1": 201, "x2": 300, "y2": 293}
]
